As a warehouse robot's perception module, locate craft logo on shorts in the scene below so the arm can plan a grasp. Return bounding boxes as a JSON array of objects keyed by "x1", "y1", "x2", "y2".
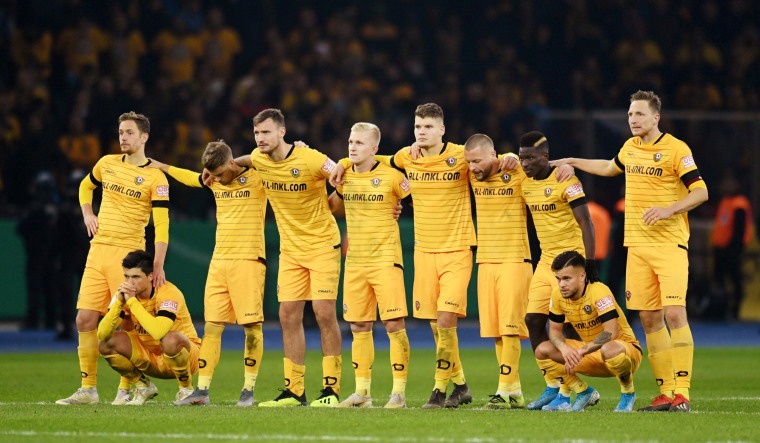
[
  {"x1": 415, "y1": 300, "x2": 421, "y2": 311},
  {"x1": 156, "y1": 185, "x2": 169, "y2": 197},
  {"x1": 134, "y1": 176, "x2": 144, "y2": 185},
  {"x1": 544, "y1": 187, "x2": 553, "y2": 197},
  {"x1": 290, "y1": 168, "x2": 300, "y2": 178},
  {"x1": 501, "y1": 173, "x2": 511, "y2": 183},
  {"x1": 625, "y1": 290, "x2": 631, "y2": 301},
  {"x1": 343, "y1": 303, "x2": 348, "y2": 315},
  {"x1": 237, "y1": 176, "x2": 247, "y2": 185},
  {"x1": 446, "y1": 157, "x2": 456, "y2": 167},
  {"x1": 583, "y1": 305, "x2": 592, "y2": 314},
  {"x1": 653, "y1": 153, "x2": 662, "y2": 162},
  {"x1": 371, "y1": 178, "x2": 381, "y2": 188}
]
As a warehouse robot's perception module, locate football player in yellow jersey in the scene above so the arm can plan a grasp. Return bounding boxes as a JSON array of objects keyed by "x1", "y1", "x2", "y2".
[
  {"x1": 518, "y1": 131, "x2": 598, "y2": 411},
  {"x1": 534, "y1": 251, "x2": 642, "y2": 412},
  {"x1": 551, "y1": 91, "x2": 708, "y2": 412},
  {"x1": 218, "y1": 109, "x2": 344, "y2": 407},
  {"x1": 331, "y1": 104, "x2": 476, "y2": 408},
  {"x1": 463, "y1": 134, "x2": 531, "y2": 410},
  {"x1": 328, "y1": 123, "x2": 412, "y2": 409},
  {"x1": 57, "y1": 112, "x2": 171, "y2": 406},
  {"x1": 148, "y1": 140, "x2": 267, "y2": 407},
  {"x1": 97, "y1": 251, "x2": 201, "y2": 405}
]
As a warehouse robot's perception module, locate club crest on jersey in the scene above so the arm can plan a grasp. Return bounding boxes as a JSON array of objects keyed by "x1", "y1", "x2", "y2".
[
  {"x1": 501, "y1": 173, "x2": 511, "y2": 183},
  {"x1": 134, "y1": 176, "x2": 144, "y2": 185},
  {"x1": 446, "y1": 157, "x2": 456, "y2": 167},
  {"x1": 583, "y1": 305, "x2": 592, "y2": 314},
  {"x1": 544, "y1": 187, "x2": 553, "y2": 197},
  {"x1": 653, "y1": 153, "x2": 662, "y2": 162},
  {"x1": 290, "y1": 168, "x2": 300, "y2": 178},
  {"x1": 237, "y1": 176, "x2": 247, "y2": 185},
  {"x1": 371, "y1": 178, "x2": 381, "y2": 187}
]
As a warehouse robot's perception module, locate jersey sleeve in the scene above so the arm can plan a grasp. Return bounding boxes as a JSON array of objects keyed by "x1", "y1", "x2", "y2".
[
  {"x1": 561, "y1": 176, "x2": 587, "y2": 207},
  {"x1": 392, "y1": 148, "x2": 409, "y2": 170},
  {"x1": 548, "y1": 288, "x2": 564, "y2": 322},
  {"x1": 613, "y1": 144, "x2": 627, "y2": 172},
  {"x1": 674, "y1": 143, "x2": 707, "y2": 191},
  {"x1": 167, "y1": 166, "x2": 204, "y2": 188},
  {"x1": 591, "y1": 283, "x2": 619, "y2": 322},
  {"x1": 151, "y1": 171, "x2": 170, "y2": 243},
  {"x1": 96, "y1": 298, "x2": 124, "y2": 342},
  {"x1": 308, "y1": 149, "x2": 337, "y2": 179},
  {"x1": 393, "y1": 171, "x2": 411, "y2": 200}
]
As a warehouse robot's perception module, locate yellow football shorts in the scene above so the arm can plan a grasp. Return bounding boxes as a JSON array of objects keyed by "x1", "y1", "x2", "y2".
[
  {"x1": 204, "y1": 258, "x2": 266, "y2": 324},
  {"x1": 128, "y1": 333, "x2": 200, "y2": 379},
  {"x1": 342, "y1": 265, "x2": 408, "y2": 322},
  {"x1": 412, "y1": 249, "x2": 473, "y2": 319},
  {"x1": 526, "y1": 260, "x2": 557, "y2": 315},
  {"x1": 277, "y1": 247, "x2": 341, "y2": 301},
  {"x1": 477, "y1": 262, "x2": 532, "y2": 338},
  {"x1": 626, "y1": 246, "x2": 689, "y2": 310},
  {"x1": 563, "y1": 339, "x2": 643, "y2": 378},
  {"x1": 77, "y1": 244, "x2": 136, "y2": 314}
]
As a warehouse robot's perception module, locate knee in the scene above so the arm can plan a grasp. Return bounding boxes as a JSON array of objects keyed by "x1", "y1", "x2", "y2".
[
  {"x1": 75, "y1": 310, "x2": 99, "y2": 332},
  {"x1": 664, "y1": 306, "x2": 687, "y2": 328},
  {"x1": 350, "y1": 321, "x2": 373, "y2": 333},
  {"x1": 313, "y1": 303, "x2": 337, "y2": 326},
  {"x1": 383, "y1": 318, "x2": 405, "y2": 333},
  {"x1": 279, "y1": 305, "x2": 304, "y2": 328},
  {"x1": 98, "y1": 339, "x2": 113, "y2": 356},
  {"x1": 160, "y1": 332, "x2": 187, "y2": 356},
  {"x1": 638, "y1": 310, "x2": 664, "y2": 333},
  {"x1": 534, "y1": 341, "x2": 554, "y2": 360},
  {"x1": 600, "y1": 342, "x2": 623, "y2": 360}
]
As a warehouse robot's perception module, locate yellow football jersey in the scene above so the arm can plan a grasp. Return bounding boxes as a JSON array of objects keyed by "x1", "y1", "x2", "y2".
[
  {"x1": 549, "y1": 281, "x2": 639, "y2": 346},
  {"x1": 392, "y1": 143, "x2": 476, "y2": 252},
  {"x1": 251, "y1": 146, "x2": 340, "y2": 255},
  {"x1": 88, "y1": 155, "x2": 169, "y2": 249},
  {"x1": 470, "y1": 168, "x2": 531, "y2": 264},
  {"x1": 336, "y1": 161, "x2": 411, "y2": 267},
  {"x1": 124, "y1": 282, "x2": 200, "y2": 355},
  {"x1": 521, "y1": 170, "x2": 586, "y2": 263},
  {"x1": 613, "y1": 133, "x2": 707, "y2": 247}
]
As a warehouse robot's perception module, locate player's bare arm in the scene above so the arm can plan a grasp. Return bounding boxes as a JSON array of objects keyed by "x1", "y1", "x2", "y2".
[
  {"x1": 549, "y1": 320, "x2": 583, "y2": 375},
  {"x1": 643, "y1": 187, "x2": 708, "y2": 226},
  {"x1": 572, "y1": 204, "x2": 599, "y2": 282},
  {"x1": 550, "y1": 158, "x2": 622, "y2": 179},
  {"x1": 329, "y1": 162, "x2": 346, "y2": 187},
  {"x1": 146, "y1": 158, "x2": 170, "y2": 172},
  {"x1": 152, "y1": 242, "x2": 168, "y2": 288},
  {"x1": 327, "y1": 191, "x2": 344, "y2": 216},
  {"x1": 81, "y1": 204, "x2": 98, "y2": 237},
  {"x1": 580, "y1": 318, "x2": 619, "y2": 356}
]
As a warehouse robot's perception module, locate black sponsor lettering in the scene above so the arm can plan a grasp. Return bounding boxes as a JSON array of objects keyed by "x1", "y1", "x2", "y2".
[
  {"x1": 407, "y1": 171, "x2": 461, "y2": 181},
  {"x1": 343, "y1": 193, "x2": 385, "y2": 202},
  {"x1": 474, "y1": 188, "x2": 513, "y2": 196},
  {"x1": 261, "y1": 180, "x2": 307, "y2": 192},
  {"x1": 574, "y1": 317, "x2": 602, "y2": 330},
  {"x1": 213, "y1": 190, "x2": 251, "y2": 199},
  {"x1": 626, "y1": 165, "x2": 663, "y2": 176},
  {"x1": 102, "y1": 181, "x2": 142, "y2": 199},
  {"x1": 529, "y1": 203, "x2": 557, "y2": 212}
]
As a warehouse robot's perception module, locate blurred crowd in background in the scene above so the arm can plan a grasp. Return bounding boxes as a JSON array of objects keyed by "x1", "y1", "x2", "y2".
[{"x1": 1, "y1": 0, "x2": 759, "y2": 331}]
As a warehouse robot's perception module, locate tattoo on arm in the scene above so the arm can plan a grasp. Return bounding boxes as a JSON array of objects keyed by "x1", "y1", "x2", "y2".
[{"x1": 583, "y1": 331, "x2": 612, "y2": 354}]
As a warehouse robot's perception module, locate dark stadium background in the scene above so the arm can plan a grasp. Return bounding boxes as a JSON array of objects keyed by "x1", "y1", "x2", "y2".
[{"x1": 1, "y1": 0, "x2": 758, "y2": 333}]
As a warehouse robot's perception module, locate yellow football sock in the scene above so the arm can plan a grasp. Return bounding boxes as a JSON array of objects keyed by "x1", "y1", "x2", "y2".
[
  {"x1": 536, "y1": 358, "x2": 580, "y2": 394},
  {"x1": 604, "y1": 352, "x2": 634, "y2": 393},
  {"x1": 78, "y1": 330, "x2": 98, "y2": 388},
  {"x1": 430, "y1": 321, "x2": 439, "y2": 346},
  {"x1": 434, "y1": 327, "x2": 458, "y2": 391},
  {"x1": 536, "y1": 356, "x2": 561, "y2": 389},
  {"x1": 323, "y1": 355, "x2": 342, "y2": 395},
  {"x1": 352, "y1": 331, "x2": 374, "y2": 396},
  {"x1": 103, "y1": 353, "x2": 142, "y2": 386},
  {"x1": 388, "y1": 329, "x2": 410, "y2": 394},
  {"x1": 499, "y1": 335, "x2": 522, "y2": 393},
  {"x1": 284, "y1": 358, "x2": 305, "y2": 396},
  {"x1": 197, "y1": 322, "x2": 224, "y2": 390},
  {"x1": 671, "y1": 325, "x2": 694, "y2": 400},
  {"x1": 646, "y1": 327, "x2": 675, "y2": 396},
  {"x1": 243, "y1": 324, "x2": 263, "y2": 391},
  {"x1": 164, "y1": 347, "x2": 192, "y2": 389}
]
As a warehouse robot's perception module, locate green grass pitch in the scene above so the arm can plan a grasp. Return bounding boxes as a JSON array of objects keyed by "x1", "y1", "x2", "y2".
[{"x1": 0, "y1": 347, "x2": 758, "y2": 442}]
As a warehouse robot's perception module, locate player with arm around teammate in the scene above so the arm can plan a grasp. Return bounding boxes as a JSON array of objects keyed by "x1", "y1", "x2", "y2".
[
  {"x1": 535, "y1": 250, "x2": 642, "y2": 412},
  {"x1": 148, "y1": 140, "x2": 267, "y2": 406},
  {"x1": 97, "y1": 250, "x2": 201, "y2": 405}
]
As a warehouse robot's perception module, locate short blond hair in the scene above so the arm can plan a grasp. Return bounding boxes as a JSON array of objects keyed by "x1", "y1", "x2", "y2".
[
  {"x1": 351, "y1": 122, "x2": 381, "y2": 146},
  {"x1": 201, "y1": 140, "x2": 232, "y2": 170},
  {"x1": 464, "y1": 133, "x2": 494, "y2": 152},
  {"x1": 630, "y1": 90, "x2": 662, "y2": 114}
]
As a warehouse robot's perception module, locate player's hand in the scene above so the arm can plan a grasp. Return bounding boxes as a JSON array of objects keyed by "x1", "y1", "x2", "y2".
[
  {"x1": 498, "y1": 154, "x2": 519, "y2": 172},
  {"x1": 560, "y1": 347, "x2": 583, "y2": 375},
  {"x1": 585, "y1": 259, "x2": 600, "y2": 283},
  {"x1": 392, "y1": 203, "x2": 402, "y2": 220},
  {"x1": 118, "y1": 282, "x2": 136, "y2": 302},
  {"x1": 554, "y1": 164, "x2": 575, "y2": 182},
  {"x1": 201, "y1": 168, "x2": 214, "y2": 187},
  {"x1": 83, "y1": 212, "x2": 99, "y2": 237},
  {"x1": 293, "y1": 140, "x2": 308, "y2": 148},
  {"x1": 152, "y1": 263, "x2": 166, "y2": 288},
  {"x1": 115, "y1": 288, "x2": 126, "y2": 304},
  {"x1": 549, "y1": 158, "x2": 572, "y2": 168},
  {"x1": 643, "y1": 206, "x2": 672, "y2": 226},
  {"x1": 329, "y1": 162, "x2": 346, "y2": 187},
  {"x1": 146, "y1": 158, "x2": 167, "y2": 171},
  {"x1": 409, "y1": 142, "x2": 421, "y2": 160}
]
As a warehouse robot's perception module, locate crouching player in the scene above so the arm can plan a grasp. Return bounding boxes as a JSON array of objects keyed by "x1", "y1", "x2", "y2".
[
  {"x1": 535, "y1": 251, "x2": 642, "y2": 412},
  {"x1": 97, "y1": 250, "x2": 201, "y2": 405}
]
